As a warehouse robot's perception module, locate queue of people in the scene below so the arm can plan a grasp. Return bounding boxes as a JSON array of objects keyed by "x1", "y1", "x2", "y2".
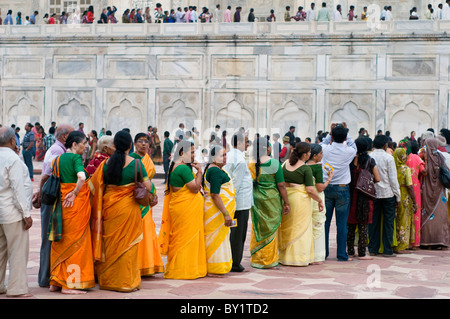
[{"x1": 1, "y1": 121, "x2": 450, "y2": 297}]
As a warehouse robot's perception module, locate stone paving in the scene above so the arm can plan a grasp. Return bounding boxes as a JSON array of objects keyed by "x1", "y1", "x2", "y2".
[{"x1": 2, "y1": 161, "x2": 450, "y2": 300}]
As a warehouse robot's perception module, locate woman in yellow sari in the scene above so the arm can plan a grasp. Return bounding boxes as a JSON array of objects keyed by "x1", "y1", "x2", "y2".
[
  {"x1": 279, "y1": 142, "x2": 324, "y2": 266},
  {"x1": 202, "y1": 145, "x2": 236, "y2": 274},
  {"x1": 130, "y1": 133, "x2": 164, "y2": 277},
  {"x1": 48, "y1": 131, "x2": 95, "y2": 295},
  {"x1": 89, "y1": 131, "x2": 155, "y2": 292},
  {"x1": 248, "y1": 137, "x2": 290, "y2": 269},
  {"x1": 158, "y1": 140, "x2": 206, "y2": 279}
]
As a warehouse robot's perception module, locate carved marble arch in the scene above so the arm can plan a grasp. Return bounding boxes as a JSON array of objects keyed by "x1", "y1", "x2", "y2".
[
  {"x1": 330, "y1": 101, "x2": 371, "y2": 138},
  {"x1": 215, "y1": 99, "x2": 254, "y2": 133},
  {"x1": 108, "y1": 98, "x2": 143, "y2": 136},
  {"x1": 160, "y1": 99, "x2": 197, "y2": 135},
  {"x1": 57, "y1": 98, "x2": 91, "y2": 131},
  {"x1": 272, "y1": 100, "x2": 311, "y2": 140},
  {"x1": 7, "y1": 96, "x2": 41, "y2": 131},
  {"x1": 390, "y1": 102, "x2": 432, "y2": 142}
]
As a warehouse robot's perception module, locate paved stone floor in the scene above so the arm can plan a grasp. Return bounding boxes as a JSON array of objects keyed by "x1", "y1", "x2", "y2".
[{"x1": 2, "y1": 161, "x2": 450, "y2": 300}]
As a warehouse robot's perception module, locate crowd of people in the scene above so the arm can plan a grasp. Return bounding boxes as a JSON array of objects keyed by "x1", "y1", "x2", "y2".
[
  {"x1": 2, "y1": 1, "x2": 450, "y2": 26},
  {"x1": 1, "y1": 119, "x2": 450, "y2": 297}
]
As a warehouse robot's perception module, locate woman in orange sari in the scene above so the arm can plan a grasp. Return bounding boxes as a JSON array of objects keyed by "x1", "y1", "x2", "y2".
[
  {"x1": 48, "y1": 131, "x2": 95, "y2": 295},
  {"x1": 89, "y1": 131, "x2": 156, "y2": 292},
  {"x1": 130, "y1": 132, "x2": 164, "y2": 277},
  {"x1": 158, "y1": 140, "x2": 207, "y2": 279}
]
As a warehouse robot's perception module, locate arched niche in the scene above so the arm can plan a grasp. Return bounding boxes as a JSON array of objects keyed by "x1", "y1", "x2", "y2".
[
  {"x1": 330, "y1": 101, "x2": 370, "y2": 138},
  {"x1": 272, "y1": 100, "x2": 311, "y2": 139},
  {"x1": 108, "y1": 98, "x2": 143, "y2": 136},
  {"x1": 215, "y1": 99, "x2": 254, "y2": 133},
  {"x1": 57, "y1": 98, "x2": 91, "y2": 130},
  {"x1": 390, "y1": 102, "x2": 432, "y2": 142},
  {"x1": 160, "y1": 99, "x2": 197, "y2": 135},
  {"x1": 8, "y1": 97, "x2": 40, "y2": 130}
]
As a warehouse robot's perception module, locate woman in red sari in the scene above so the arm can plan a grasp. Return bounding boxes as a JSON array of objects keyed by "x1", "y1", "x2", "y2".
[{"x1": 400, "y1": 139, "x2": 427, "y2": 249}]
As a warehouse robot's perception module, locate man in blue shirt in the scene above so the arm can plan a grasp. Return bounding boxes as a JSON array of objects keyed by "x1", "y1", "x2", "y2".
[
  {"x1": 22, "y1": 122, "x2": 36, "y2": 181},
  {"x1": 30, "y1": 11, "x2": 38, "y2": 24},
  {"x1": 320, "y1": 123, "x2": 357, "y2": 261},
  {"x1": 4, "y1": 10, "x2": 13, "y2": 25}
]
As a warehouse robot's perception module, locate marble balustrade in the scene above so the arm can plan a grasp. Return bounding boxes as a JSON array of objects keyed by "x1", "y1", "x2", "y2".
[{"x1": 0, "y1": 21, "x2": 449, "y2": 144}]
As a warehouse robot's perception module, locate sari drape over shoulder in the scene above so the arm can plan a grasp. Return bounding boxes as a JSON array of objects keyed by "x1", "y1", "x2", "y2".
[
  {"x1": 50, "y1": 158, "x2": 95, "y2": 290},
  {"x1": 131, "y1": 153, "x2": 164, "y2": 276},
  {"x1": 248, "y1": 162, "x2": 283, "y2": 269},
  {"x1": 203, "y1": 168, "x2": 236, "y2": 274},
  {"x1": 158, "y1": 173, "x2": 207, "y2": 279},
  {"x1": 278, "y1": 184, "x2": 314, "y2": 266},
  {"x1": 421, "y1": 138, "x2": 450, "y2": 247},
  {"x1": 89, "y1": 161, "x2": 144, "y2": 292},
  {"x1": 393, "y1": 148, "x2": 415, "y2": 251}
]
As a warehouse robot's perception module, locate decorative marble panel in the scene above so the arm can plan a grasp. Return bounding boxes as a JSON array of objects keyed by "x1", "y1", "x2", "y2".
[
  {"x1": 387, "y1": 55, "x2": 438, "y2": 80},
  {"x1": 104, "y1": 55, "x2": 149, "y2": 79},
  {"x1": 211, "y1": 91, "x2": 257, "y2": 134},
  {"x1": 53, "y1": 55, "x2": 96, "y2": 79},
  {"x1": 211, "y1": 55, "x2": 258, "y2": 79},
  {"x1": 156, "y1": 89, "x2": 202, "y2": 137},
  {"x1": 157, "y1": 55, "x2": 203, "y2": 80},
  {"x1": 326, "y1": 55, "x2": 377, "y2": 81},
  {"x1": 268, "y1": 56, "x2": 316, "y2": 81},
  {"x1": 3, "y1": 89, "x2": 44, "y2": 131},
  {"x1": 105, "y1": 89, "x2": 148, "y2": 137},
  {"x1": 3, "y1": 56, "x2": 45, "y2": 79},
  {"x1": 268, "y1": 91, "x2": 316, "y2": 139},
  {"x1": 385, "y1": 91, "x2": 437, "y2": 142},
  {"x1": 326, "y1": 91, "x2": 376, "y2": 137},
  {"x1": 54, "y1": 89, "x2": 94, "y2": 132}
]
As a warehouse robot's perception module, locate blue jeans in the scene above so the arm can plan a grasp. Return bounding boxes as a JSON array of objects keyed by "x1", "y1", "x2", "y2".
[
  {"x1": 324, "y1": 184, "x2": 351, "y2": 261},
  {"x1": 38, "y1": 203, "x2": 52, "y2": 287},
  {"x1": 368, "y1": 196, "x2": 396, "y2": 255},
  {"x1": 22, "y1": 148, "x2": 34, "y2": 179}
]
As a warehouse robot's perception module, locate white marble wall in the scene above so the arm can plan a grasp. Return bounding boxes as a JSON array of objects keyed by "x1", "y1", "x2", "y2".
[{"x1": 0, "y1": 22, "x2": 449, "y2": 145}]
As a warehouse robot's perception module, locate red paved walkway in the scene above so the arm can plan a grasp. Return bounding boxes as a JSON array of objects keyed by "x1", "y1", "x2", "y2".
[{"x1": 2, "y1": 162, "x2": 450, "y2": 300}]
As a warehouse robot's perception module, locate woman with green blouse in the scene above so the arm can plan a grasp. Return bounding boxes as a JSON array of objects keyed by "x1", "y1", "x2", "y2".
[
  {"x1": 158, "y1": 140, "x2": 207, "y2": 279},
  {"x1": 202, "y1": 145, "x2": 236, "y2": 274},
  {"x1": 278, "y1": 142, "x2": 324, "y2": 266},
  {"x1": 307, "y1": 144, "x2": 333, "y2": 264},
  {"x1": 248, "y1": 137, "x2": 290, "y2": 269}
]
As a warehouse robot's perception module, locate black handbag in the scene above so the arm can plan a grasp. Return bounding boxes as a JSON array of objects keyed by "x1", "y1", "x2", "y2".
[
  {"x1": 437, "y1": 153, "x2": 450, "y2": 188},
  {"x1": 41, "y1": 156, "x2": 61, "y2": 206},
  {"x1": 355, "y1": 157, "x2": 377, "y2": 200}
]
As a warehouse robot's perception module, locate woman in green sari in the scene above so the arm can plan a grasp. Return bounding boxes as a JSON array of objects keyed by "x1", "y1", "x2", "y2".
[
  {"x1": 248, "y1": 137, "x2": 290, "y2": 269},
  {"x1": 393, "y1": 147, "x2": 417, "y2": 253}
]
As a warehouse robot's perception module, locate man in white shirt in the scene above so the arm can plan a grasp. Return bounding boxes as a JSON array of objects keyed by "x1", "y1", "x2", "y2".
[
  {"x1": 320, "y1": 123, "x2": 357, "y2": 261},
  {"x1": 224, "y1": 131, "x2": 253, "y2": 272},
  {"x1": 385, "y1": 6, "x2": 393, "y2": 21},
  {"x1": 175, "y1": 7, "x2": 185, "y2": 23},
  {"x1": 306, "y1": 2, "x2": 316, "y2": 21},
  {"x1": 443, "y1": 0, "x2": 450, "y2": 19},
  {"x1": 0, "y1": 127, "x2": 33, "y2": 297},
  {"x1": 214, "y1": 4, "x2": 222, "y2": 22},
  {"x1": 190, "y1": 6, "x2": 198, "y2": 22},
  {"x1": 333, "y1": 4, "x2": 343, "y2": 21},
  {"x1": 368, "y1": 134, "x2": 401, "y2": 257}
]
